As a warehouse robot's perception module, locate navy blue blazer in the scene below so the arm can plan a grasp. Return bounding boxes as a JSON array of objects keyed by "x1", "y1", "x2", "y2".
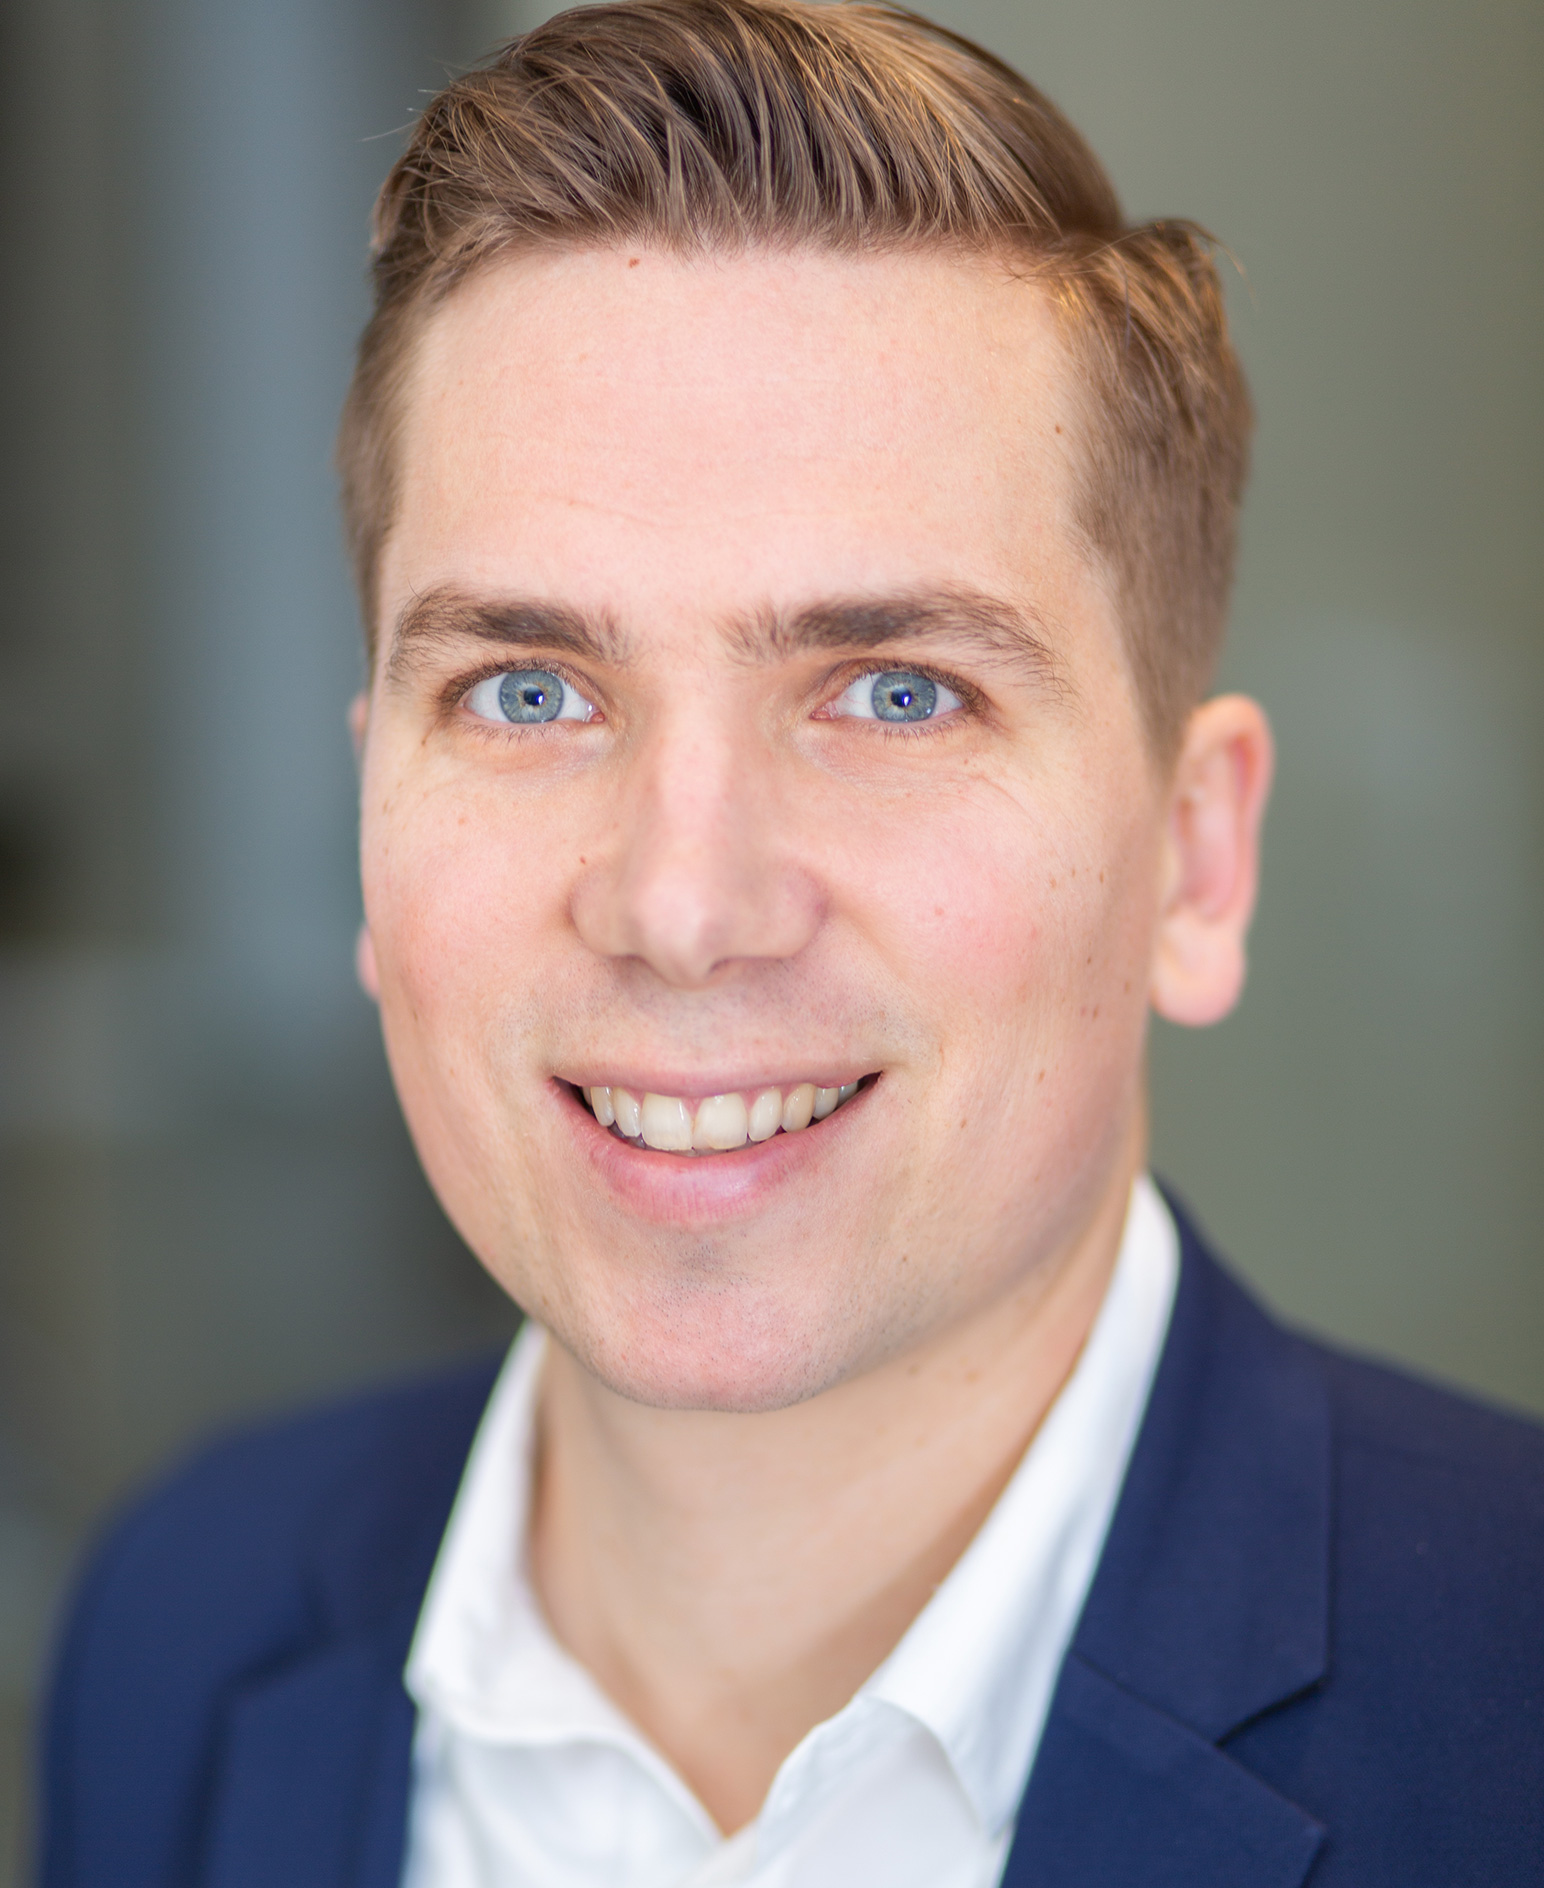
[{"x1": 39, "y1": 1209, "x2": 1544, "y2": 1886}]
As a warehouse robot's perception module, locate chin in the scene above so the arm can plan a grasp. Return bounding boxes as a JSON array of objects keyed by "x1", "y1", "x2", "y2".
[{"x1": 547, "y1": 1279, "x2": 878, "y2": 1414}]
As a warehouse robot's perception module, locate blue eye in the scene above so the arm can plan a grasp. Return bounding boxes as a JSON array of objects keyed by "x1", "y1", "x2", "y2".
[
  {"x1": 465, "y1": 669, "x2": 596, "y2": 725},
  {"x1": 830, "y1": 669, "x2": 962, "y2": 723},
  {"x1": 870, "y1": 672, "x2": 936, "y2": 721},
  {"x1": 498, "y1": 670, "x2": 563, "y2": 722}
]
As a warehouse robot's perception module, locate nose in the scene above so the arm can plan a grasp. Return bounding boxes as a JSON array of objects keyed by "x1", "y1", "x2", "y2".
[{"x1": 571, "y1": 718, "x2": 823, "y2": 988}]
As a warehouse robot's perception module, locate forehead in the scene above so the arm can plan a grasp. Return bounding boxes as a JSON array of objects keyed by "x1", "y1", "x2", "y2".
[{"x1": 381, "y1": 244, "x2": 1095, "y2": 634}]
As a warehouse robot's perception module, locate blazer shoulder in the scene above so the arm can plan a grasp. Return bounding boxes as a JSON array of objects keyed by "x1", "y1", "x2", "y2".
[
  {"x1": 1136, "y1": 1216, "x2": 1544, "y2": 1880},
  {"x1": 1311, "y1": 1340, "x2": 1544, "y2": 1671},
  {"x1": 1209, "y1": 1327, "x2": 1544, "y2": 1881},
  {"x1": 40, "y1": 1356, "x2": 500, "y2": 1888},
  {"x1": 1310, "y1": 1336, "x2": 1544, "y2": 1496},
  {"x1": 59, "y1": 1352, "x2": 501, "y2": 1672},
  {"x1": 1166, "y1": 1193, "x2": 1544, "y2": 1505}
]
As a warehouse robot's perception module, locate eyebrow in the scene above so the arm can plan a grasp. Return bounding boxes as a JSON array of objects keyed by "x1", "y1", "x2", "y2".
[
  {"x1": 385, "y1": 580, "x2": 1060, "y2": 688},
  {"x1": 385, "y1": 585, "x2": 631, "y2": 683},
  {"x1": 731, "y1": 587, "x2": 1061, "y2": 682}
]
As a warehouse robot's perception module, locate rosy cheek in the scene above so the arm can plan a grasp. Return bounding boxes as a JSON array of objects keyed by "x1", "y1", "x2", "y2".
[
  {"x1": 368, "y1": 792, "x2": 485, "y2": 993},
  {"x1": 883, "y1": 811, "x2": 1145, "y2": 1050},
  {"x1": 885, "y1": 829, "x2": 1050, "y2": 986}
]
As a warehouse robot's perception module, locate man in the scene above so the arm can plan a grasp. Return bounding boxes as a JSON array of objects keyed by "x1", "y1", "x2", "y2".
[{"x1": 39, "y1": 3, "x2": 1543, "y2": 1884}]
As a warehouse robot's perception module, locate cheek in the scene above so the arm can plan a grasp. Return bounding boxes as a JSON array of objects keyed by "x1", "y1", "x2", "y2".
[
  {"x1": 854, "y1": 789, "x2": 1152, "y2": 1030},
  {"x1": 848, "y1": 775, "x2": 1159, "y2": 1178},
  {"x1": 359, "y1": 760, "x2": 594, "y2": 1272},
  {"x1": 360, "y1": 766, "x2": 572, "y2": 1071}
]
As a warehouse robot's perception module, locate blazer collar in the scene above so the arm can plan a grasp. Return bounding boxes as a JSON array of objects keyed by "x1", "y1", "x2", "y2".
[{"x1": 1003, "y1": 1200, "x2": 1332, "y2": 1886}]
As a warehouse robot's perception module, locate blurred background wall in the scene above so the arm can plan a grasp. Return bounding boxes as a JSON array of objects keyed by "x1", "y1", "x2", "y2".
[{"x1": 0, "y1": 0, "x2": 1538, "y2": 1878}]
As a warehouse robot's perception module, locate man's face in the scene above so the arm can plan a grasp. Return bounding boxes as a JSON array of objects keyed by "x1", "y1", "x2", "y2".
[{"x1": 361, "y1": 246, "x2": 1168, "y2": 1411}]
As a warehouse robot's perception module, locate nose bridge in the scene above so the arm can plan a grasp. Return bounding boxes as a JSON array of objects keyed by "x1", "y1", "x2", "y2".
[{"x1": 578, "y1": 700, "x2": 819, "y2": 985}]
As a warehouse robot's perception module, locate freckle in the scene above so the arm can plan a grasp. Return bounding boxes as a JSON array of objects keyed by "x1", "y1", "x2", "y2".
[
  {"x1": 1054, "y1": 423, "x2": 1063, "y2": 434},
  {"x1": 965, "y1": 1368, "x2": 982, "y2": 1385},
  {"x1": 1036, "y1": 1070, "x2": 1045, "y2": 1084},
  {"x1": 627, "y1": 255, "x2": 640, "y2": 267},
  {"x1": 1048, "y1": 877, "x2": 1057, "y2": 890},
  {"x1": 959, "y1": 1117, "x2": 968, "y2": 1130},
  {"x1": 1123, "y1": 980, "x2": 1131, "y2": 994},
  {"x1": 1086, "y1": 954, "x2": 1093, "y2": 966},
  {"x1": 1092, "y1": 1005, "x2": 1100, "y2": 1020},
  {"x1": 1098, "y1": 871, "x2": 1105, "y2": 883}
]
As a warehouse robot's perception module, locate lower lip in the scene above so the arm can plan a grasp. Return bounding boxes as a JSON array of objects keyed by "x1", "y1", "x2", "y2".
[{"x1": 555, "y1": 1080, "x2": 869, "y2": 1227}]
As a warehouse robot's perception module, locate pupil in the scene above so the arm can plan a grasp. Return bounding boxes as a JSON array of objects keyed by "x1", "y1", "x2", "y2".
[
  {"x1": 871, "y1": 671, "x2": 937, "y2": 722},
  {"x1": 499, "y1": 669, "x2": 564, "y2": 723}
]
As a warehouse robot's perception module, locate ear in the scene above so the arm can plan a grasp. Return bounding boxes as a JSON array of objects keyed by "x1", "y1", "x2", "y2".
[
  {"x1": 1150, "y1": 694, "x2": 1274, "y2": 1028},
  {"x1": 348, "y1": 691, "x2": 369, "y2": 758},
  {"x1": 355, "y1": 923, "x2": 380, "y2": 1002}
]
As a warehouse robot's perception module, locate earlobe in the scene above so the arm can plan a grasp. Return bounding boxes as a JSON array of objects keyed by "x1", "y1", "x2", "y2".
[
  {"x1": 1149, "y1": 694, "x2": 1274, "y2": 1028},
  {"x1": 356, "y1": 923, "x2": 381, "y2": 1002}
]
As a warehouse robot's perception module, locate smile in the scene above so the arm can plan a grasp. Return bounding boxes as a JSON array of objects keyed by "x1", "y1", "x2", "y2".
[{"x1": 580, "y1": 1079, "x2": 866, "y2": 1153}]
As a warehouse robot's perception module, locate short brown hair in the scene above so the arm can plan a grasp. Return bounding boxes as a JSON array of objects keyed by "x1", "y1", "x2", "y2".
[{"x1": 338, "y1": 0, "x2": 1250, "y2": 751}]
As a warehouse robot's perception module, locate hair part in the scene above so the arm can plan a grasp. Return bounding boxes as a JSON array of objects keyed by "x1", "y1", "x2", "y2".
[{"x1": 337, "y1": 0, "x2": 1250, "y2": 755}]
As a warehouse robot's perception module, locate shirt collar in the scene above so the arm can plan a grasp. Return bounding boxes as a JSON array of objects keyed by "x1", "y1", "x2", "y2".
[
  {"x1": 862, "y1": 1173, "x2": 1177, "y2": 1834},
  {"x1": 406, "y1": 1319, "x2": 720, "y2": 1836}
]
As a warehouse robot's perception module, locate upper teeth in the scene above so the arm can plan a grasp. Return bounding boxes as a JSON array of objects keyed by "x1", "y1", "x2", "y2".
[{"x1": 585, "y1": 1080, "x2": 862, "y2": 1152}]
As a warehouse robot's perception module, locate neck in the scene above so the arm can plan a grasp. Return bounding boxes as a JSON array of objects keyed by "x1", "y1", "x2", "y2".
[{"x1": 530, "y1": 1126, "x2": 1144, "y2": 1834}]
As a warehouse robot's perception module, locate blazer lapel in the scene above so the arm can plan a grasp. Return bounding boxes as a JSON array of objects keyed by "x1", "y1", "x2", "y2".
[
  {"x1": 1002, "y1": 1205, "x2": 1332, "y2": 1887},
  {"x1": 199, "y1": 1630, "x2": 417, "y2": 1888},
  {"x1": 1006, "y1": 1657, "x2": 1324, "y2": 1886},
  {"x1": 199, "y1": 1359, "x2": 499, "y2": 1888}
]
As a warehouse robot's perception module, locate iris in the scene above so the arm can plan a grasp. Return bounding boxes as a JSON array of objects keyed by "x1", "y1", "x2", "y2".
[
  {"x1": 497, "y1": 670, "x2": 566, "y2": 723},
  {"x1": 870, "y1": 671, "x2": 938, "y2": 722}
]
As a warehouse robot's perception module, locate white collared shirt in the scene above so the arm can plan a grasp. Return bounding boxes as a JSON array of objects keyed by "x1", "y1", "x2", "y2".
[{"x1": 402, "y1": 1175, "x2": 1178, "y2": 1888}]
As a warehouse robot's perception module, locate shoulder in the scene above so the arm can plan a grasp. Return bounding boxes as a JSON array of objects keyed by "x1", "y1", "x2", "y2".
[
  {"x1": 1317, "y1": 1337, "x2": 1544, "y2": 1485},
  {"x1": 1216, "y1": 1298, "x2": 1544, "y2": 1877},
  {"x1": 1198, "y1": 1236, "x2": 1544, "y2": 1640},
  {"x1": 1167, "y1": 1200, "x2": 1544, "y2": 1545},
  {"x1": 1286, "y1": 1323, "x2": 1544, "y2": 1607},
  {"x1": 40, "y1": 1355, "x2": 500, "y2": 1887},
  {"x1": 64, "y1": 1354, "x2": 501, "y2": 1656},
  {"x1": 1311, "y1": 1338, "x2": 1544, "y2": 1667}
]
